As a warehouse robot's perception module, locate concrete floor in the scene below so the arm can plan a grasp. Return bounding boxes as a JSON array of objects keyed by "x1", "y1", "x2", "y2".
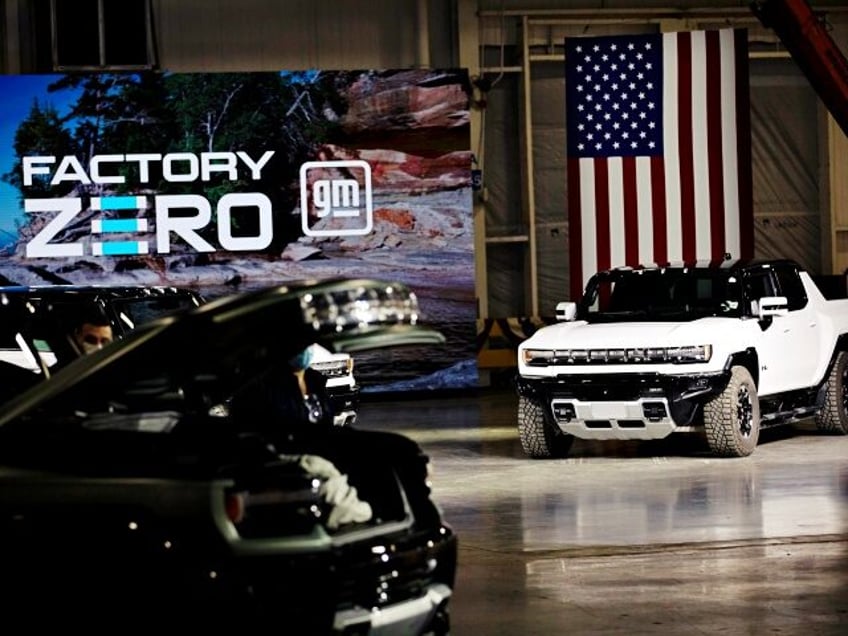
[{"x1": 357, "y1": 387, "x2": 848, "y2": 636}]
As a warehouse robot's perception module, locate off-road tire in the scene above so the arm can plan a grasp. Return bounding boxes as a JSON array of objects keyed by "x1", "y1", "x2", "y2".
[
  {"x1": 703, "y1": 365, "x2": 760, "y2": 457},
  {"x1": 815, "y1": 350, "x2": 848, "y2": 434},
  {"x1": 518, "y1": 395, "x2": 574, "y2": 458}
]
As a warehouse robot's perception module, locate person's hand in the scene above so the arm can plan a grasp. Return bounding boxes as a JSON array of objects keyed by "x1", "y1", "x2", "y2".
[
  {"x1": 298, "y1": 454, "x2": 341, "y2": 479},
  {"x1": 297, "y1": 454, "x2": 372, "y2": 529},
  {"x1": 321, "y1": 474, "x2": 372, "y2": 529}
]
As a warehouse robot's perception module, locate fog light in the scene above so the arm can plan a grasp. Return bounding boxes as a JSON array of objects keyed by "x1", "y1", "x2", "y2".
[
  {"x1": 553, "y1": 402, "x2": 576, "y2": 422},
  {"x1": 642, "y1": 402, "x2": 667, "y2": 422}
]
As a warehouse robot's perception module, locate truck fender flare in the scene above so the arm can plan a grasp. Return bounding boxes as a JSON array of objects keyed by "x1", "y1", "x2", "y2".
[
  {"x1": 815, "y1": 334, "x2": 848, "y2": 403},
  {"x1": 824, "y1": 334, "x2": 848, "y2": 376},
  {"x1": 515, "y1": 375, "x2": 541, "y2": 399},
  {"x1": 725, "y1": 348, "x2": 759, "y2": 388}
]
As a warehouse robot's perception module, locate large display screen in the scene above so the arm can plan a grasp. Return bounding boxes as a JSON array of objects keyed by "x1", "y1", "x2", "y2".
[{"x1": 0, "y1": 69, "x2": 477, "y2": 391}]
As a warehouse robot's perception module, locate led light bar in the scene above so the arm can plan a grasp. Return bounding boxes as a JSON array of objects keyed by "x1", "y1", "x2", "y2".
[
  {"x1": 300, "y1": 282, "x2": 421, "y2": 334},
  {"x1": 523, "y1": 344, "x2": 712, "y2": 365}
]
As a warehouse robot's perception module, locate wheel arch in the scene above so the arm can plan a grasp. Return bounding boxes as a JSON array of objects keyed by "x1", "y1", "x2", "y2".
[
  {"x1": 726, "y1": 348, "x2": 759, "y2": 388},
  {"x1": 822, "y1": 334, "x2": 848, "y2": 381},
  {"x1": 814, "y1": 335, "x2": 848, "y2": 402},
  {"x1": 516, "y1": 375, "x2": 543, "y2": 399}
]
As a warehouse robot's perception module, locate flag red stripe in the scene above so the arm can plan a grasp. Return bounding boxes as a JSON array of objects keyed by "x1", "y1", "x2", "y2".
[
  {"x1": 594, "y1": 159, "x2": 611, "y2": 273},
  {"x1": 651, "y1": 156, "x2": 668, "y2": 265},
  {"x1": 706, "y1": 30, "x2": 726, "y2": 259},
  {"x1": 567, "y1": 157, "x2": 584, "y2": 300},
  {"x1": 676, "y1": 31, "x2": 696, "y2": 262},
  {"x1": 622, "y1": 156, "x2": 639, "y2": 264}
]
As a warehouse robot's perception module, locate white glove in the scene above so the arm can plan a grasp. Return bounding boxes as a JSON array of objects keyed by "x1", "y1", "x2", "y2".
[
  {"x1": 298, "y1": 454, "x2": 342, "y2": 479},
  {"x1": 296, "y1": 454, "x2": 373, "y2": 529},
  {"x1": 320, "y1": 473, "x2": 373, "y2": 530}
]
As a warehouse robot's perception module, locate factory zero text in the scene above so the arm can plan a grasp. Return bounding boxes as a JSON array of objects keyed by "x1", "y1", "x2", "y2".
[{"x1": 21, "y1": 151, "x2": 276, "y2": 258}]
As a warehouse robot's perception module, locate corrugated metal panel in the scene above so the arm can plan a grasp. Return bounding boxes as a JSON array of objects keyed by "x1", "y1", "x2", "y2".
[
  {"x1": 750, "y1": 58, "x2": 820, "y2": 272},
  {"x1": 152, "y1": 0, "x2": 422, "y2": 71}
]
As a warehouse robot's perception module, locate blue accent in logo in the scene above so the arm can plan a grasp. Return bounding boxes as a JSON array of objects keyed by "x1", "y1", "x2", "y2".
[
  {"x1": 98, "y1": 219, "x2": 144, "y2": 233},
  {"x1": 96, "y1": 241, "x2": 145, "y2": 256},
  {"x1": 100, "y1": 196, "x2": 142, "y2": 210}
]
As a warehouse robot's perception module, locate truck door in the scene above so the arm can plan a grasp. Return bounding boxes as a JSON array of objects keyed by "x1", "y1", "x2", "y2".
[{"x1": 746, "y1": 265, "x2": 818, "y2": 394}]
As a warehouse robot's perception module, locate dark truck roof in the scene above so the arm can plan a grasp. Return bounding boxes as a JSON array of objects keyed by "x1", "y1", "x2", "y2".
[
  {"x1": 592, "y1": 258, "x2": 804, "y2": 277},
  {"x1": 0, "y1": 284, "x2": 205, "y2": 337},
  {"x1": 0, "y1": 284, "x2": 207, "y2": 396},
  {"x1": 576, "y1": 259, "x2": 813, "y2": 323}
]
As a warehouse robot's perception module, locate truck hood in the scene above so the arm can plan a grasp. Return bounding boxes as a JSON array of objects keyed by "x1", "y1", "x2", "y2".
[{"x1": 523, "y1": 318, "x2": 729, "y2": 350}]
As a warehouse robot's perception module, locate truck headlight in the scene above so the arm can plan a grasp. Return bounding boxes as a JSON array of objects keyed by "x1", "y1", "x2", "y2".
[
  {"x1": 522, "y1": 349, "x2": 554, "y2": 365},
  {"x1": 667, "y1": 345, "x2": 712, "y2": 363}
]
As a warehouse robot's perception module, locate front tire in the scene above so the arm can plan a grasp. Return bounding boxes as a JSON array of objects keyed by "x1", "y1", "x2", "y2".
[
  {"x1": 703, "y1": 365, "x2": 760, "y2": 457},
  {"x1": 815, "y1": 350, "x2": 848, "y2": 434},
  {"x1": 518, "y1": 395, "x2": 574, "y2": 458}
]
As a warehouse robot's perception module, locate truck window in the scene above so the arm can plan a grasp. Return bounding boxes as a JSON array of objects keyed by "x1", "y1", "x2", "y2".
[
  {"x1": 581, "y1": 269, "x2": 743, "y2": 320},
  {"x1": 772, "y1": 263, "x2": 808, "y2": 311},
  {"x1": 743, "y1": 270, "x2": 776, "y2": 303}
]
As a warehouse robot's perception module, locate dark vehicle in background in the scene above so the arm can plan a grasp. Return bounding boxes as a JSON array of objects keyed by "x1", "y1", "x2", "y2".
[
  {"x1": 0, "y1": 285, "x2": 204, "y2": 374},
  {"x1": 0, "y1": 284, "x2": 205, "y2": 336},
  {"x1": 0, "y1": 284, "x2": 361, "y2": 425},
  {"x1": 0, "y1": 278, "x2": 455, "y2": 633}
]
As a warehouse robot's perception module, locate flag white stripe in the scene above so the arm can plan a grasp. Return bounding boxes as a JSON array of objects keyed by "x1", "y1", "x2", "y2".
[
  {"x1": 636, "y1": 156, "x2": 654, "y2": 264},
  {"x1": 690, "y1": 31, "x2": 713, "y2": 257},
  {"x1": 579, "y1": 158, "x2": 598, "y2": 286},
  {"x1": 721, "y1": 29, "x2": 741, "y2": 258},
  {"x1": 607, "y1": 157, "x2": 626, "y2": 267},
  {"x1": 662, "y1": 32, "x2": 682, "y2": 262}
]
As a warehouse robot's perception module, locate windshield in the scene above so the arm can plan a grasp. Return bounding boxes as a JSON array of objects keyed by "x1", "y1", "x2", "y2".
[
  {"x1": 578, "y1": 268, "x2": 743, "y2": 322},
  {"x1": 111, "y1": 294, "x2": 202, "y2": 330}
]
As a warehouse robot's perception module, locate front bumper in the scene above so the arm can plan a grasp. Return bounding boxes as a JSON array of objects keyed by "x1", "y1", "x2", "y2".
[
  {"x1": 518, "y1": 370, "x2": 730, "y2": 440},
  {"x1": 550, "y1": 396, "x2": 678, "y2": 439},
  {"x1": 334, "y1": 582, "x2": 452, "y2": 635},
  {"x1": 235, "y1": 523, "x2": 458, "y2": 632}
]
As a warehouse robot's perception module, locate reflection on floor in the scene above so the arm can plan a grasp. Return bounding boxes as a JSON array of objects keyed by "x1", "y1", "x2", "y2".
[{"x1": 357, "y1": 387, "x2": 848, "y2": 635}]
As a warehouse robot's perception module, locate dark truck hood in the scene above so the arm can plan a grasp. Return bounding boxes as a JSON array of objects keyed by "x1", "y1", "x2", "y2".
[{"x1": 0, "y1": 278, "x2": 444, "y2": 429}]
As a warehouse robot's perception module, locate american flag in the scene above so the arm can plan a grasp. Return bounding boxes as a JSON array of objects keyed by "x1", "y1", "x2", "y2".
[{"x1": 565, "y1": 29, "x2": 753, "y2": 299}]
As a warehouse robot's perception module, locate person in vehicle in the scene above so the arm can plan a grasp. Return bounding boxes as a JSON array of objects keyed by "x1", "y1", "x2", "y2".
[
  {"x1": 230, "y1": 345, "x2": 373, "y2": 528},
  {"x1": 230, "y1": 345, "x2": 435, "y2": 527},
  {"x1": 235, "y1": 345, "x2": 335, "y2": 436},
  {"x1": 71, "y1": 306, "x2": 114, "y2": 355}
]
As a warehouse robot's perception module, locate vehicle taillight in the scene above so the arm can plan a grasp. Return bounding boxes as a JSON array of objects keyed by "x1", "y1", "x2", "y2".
[{"x1": 225, "y1": 492, "x2": 245, "y2": 524}]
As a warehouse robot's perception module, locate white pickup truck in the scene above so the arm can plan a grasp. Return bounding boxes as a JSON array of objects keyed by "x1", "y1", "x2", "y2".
[{"x1": 516, "y1": 259, "x2": 848, "y2": 457}]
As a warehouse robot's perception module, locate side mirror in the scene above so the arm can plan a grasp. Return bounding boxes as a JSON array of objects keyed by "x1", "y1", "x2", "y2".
[
  {"x1": 752, "y1": 295, "x2": 788, "y2": 319},
  {"x1": 555, "y1": 301, "x2": 577, "y2": 322}
]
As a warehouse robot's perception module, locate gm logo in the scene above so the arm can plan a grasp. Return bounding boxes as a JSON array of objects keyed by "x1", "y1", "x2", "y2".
[{"x1": 299, "y1": 160, "x2": 373, "y2": 237}]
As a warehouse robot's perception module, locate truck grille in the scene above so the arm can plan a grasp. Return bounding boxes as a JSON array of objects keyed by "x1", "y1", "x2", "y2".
[{"x1": 334, "y1": 526, "x2": 455, "y2": 610}]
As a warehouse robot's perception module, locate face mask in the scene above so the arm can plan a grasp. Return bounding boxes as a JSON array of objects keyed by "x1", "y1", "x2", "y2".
[
  {"x1": 80, "y1": 341, "x2": 102, "y2": 355},
  {"x1": 288, "y1": 347, "x2": 314, "y2": 371}
]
